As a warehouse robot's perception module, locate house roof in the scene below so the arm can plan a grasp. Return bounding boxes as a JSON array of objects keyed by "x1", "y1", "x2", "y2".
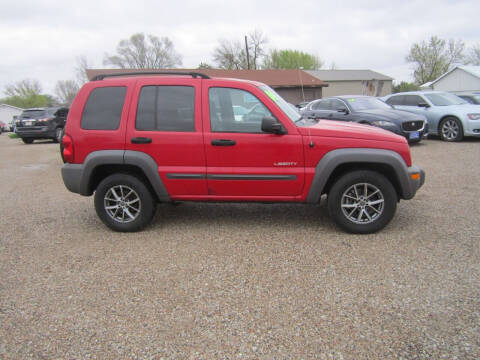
[
  {"x1": 424, "y1": 66, "x2": 480, "y2": 87},
  {"x1": 85, "y1": 69, "x2": 327, "y2": 88},
  {"x1": 0, "y1": 104, "x2": 24, "y2": 111},
  {"x1": 306, "y1": 69, "x2": 393, "y2": 81}
]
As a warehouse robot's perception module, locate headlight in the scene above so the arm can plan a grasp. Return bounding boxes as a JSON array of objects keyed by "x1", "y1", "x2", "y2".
[
  {"x1": 467, "y1": 113, "x2": 480, "y2": 120},
  {"x1": 372, "y1": 120, "x2": 395, "y2": 127}
]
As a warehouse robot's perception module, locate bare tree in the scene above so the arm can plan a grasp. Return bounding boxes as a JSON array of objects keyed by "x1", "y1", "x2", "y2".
[
  {"x1": 103, "y1": 33, "x2": 182, "y2": 69},
  {"x1": 466, "y1": 44, "x2": 480, "y2": 65},
  {"x1": 55, "y1": 80, "x2": 80, "y2": 106},
  {"x1": 213, "y1": 30, "x2": 268, "y2": 70},
  {"x1": 5, "y1": 79, "x2": 42, "y2": 98},
  {"x1": 406, "y1": 36, "x2": 465, "y2": 84},
  {"x1": 75, "y1": 55, "x2": 92, "y2": 84}
]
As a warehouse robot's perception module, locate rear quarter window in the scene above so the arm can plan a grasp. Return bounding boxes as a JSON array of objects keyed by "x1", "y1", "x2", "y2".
[{"x1": 81, "y1": 87, "x2": 126, "y2": 130}]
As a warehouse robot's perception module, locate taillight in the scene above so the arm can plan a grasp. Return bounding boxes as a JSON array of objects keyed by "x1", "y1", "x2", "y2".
[{"x1": 62, "y1": 134, "x2": 74, "y2": 163}]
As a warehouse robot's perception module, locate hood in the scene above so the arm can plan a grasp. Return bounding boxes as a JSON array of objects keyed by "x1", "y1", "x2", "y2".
[
  {"x1": 355, "y1": 108, "x2": 425, "y2": 123},
  {"x1": 298, "y1": 120, "x2": 406, "y2": 143}
]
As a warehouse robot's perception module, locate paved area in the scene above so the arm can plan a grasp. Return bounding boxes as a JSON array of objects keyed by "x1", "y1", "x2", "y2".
[{"x1": 0, "y1": 134, "x2": 479, "y2": 359}]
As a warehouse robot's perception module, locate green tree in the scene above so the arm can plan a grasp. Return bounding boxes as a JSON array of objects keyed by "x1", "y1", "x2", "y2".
[
  {"x1": 197, "y1": 62, "x2": 213, "y2": 69},
  {"x1": 392, "y1": 81, "x2": 420, "y2": 93},
  {"x1": 104, "y1": 33, "x2": 182, "y2": 69},
  {"x1": 263, "y1": 49, "x2": 323, "y2": 70},
  {"x1": 2, "y1": 79, "x2": 53, "y2": 108},
  {"x1": 406, "y1": 36, "x2": 465, "y2": 85}
]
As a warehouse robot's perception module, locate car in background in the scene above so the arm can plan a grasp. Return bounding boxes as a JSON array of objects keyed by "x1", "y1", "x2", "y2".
[
  {"x1": 0, "y1": 121, "x2": 7, "y2": 133},
  {"x1": 10, "y1": 116, "x2": 19, "y2": 132},
  {"x1": 383, "y1": 91, "x2": 480, "y2": 141},
  {"x1": 296, "y1": 101, "x2": 310, "y2": 109},
  {"x1": 15, "y1": 107, "x2": 69, "y2": 144},
  {"x1": 300, "y1": 95, "x2": 428, "y2": 143},
  {"x1": 456, "y1": 93, "x2": 480, "y2": 105}
]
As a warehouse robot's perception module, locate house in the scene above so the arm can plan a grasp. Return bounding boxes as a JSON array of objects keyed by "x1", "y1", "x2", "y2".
[
  {"x1": 0, "y1": 104, "x2": 23, "y2": 126},
  {"x1": 306, "y1": 70, "x2": 393, "y2": 97},
  {"x1": 86, "y1": 69, "x2": 328, "y2": 105},
  {"x1": 420, "y1": 66, "x2": 480, "y2": 93}
]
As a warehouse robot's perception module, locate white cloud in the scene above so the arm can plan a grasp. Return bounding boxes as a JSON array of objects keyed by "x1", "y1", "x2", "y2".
[{"x1": 0, "y1": 0, "x2": 479, "y2": 96}]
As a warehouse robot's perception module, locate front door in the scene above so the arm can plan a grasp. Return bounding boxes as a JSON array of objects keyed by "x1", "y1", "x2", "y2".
[{"x1": 202, "y1": 82, "x2": 304, "y2": 199}]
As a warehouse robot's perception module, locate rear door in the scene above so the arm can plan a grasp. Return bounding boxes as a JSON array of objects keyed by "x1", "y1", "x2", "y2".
[
  {"x1": 202, "y1": 80, "x2": 304, "y2": 198},
  {"x1": 125, "y1": 77, "x2": 207, "y2": 196}
]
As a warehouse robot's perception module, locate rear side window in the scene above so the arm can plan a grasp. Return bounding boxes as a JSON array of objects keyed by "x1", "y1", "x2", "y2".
[
  {"x1": 386, "y1": 95, "x2": 404, "y2": 106},
  {"x1": 136, "y1": 86, "x2": 195, "y2": 132},
  {"x1": 81, "y1": 87, "x2": 126, "y2": 130}
]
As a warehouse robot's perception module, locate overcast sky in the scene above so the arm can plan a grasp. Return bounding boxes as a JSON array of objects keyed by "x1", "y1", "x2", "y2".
[{"x1": 1, "y1": 0, "x2": 479, "y2": 97}]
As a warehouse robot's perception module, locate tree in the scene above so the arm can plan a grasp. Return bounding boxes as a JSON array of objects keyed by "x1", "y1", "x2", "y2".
[
  {"x1": 197, "y1": 62, "x2": 214, "y2": 69},
  {"x1": 263, "y1": 49, "x2": 323, "y2": 70},
  {"x1": 212, "y1": 30, "x2": 268, "y2": 70},
  {"x1": 55, "y1": 80, "x2": 79, "y2": 106},
  {"x1": 406, "y1": 36, "x2": 465, "y2": 85},
  {"x1": 466, "y1": 44, "x2": 480, "y2": 65},
  {"x1": 392, "y1": 81, "x2": 420, "y2": 93},
  {"x1": 103, "y1": 33, "x2": 182, "y2": 69},
  {"x1": 1, "y1": 79, "x2": 53, "y2": 108},
  {"x1": 75, "y1": 55, "x2": 92, "y2": 84}
]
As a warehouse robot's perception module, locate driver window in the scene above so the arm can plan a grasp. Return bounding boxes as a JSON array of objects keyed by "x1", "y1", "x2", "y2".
[
  {"x1": 330, "y1": 99, "x2": 346, "y2": 111},
  {"x1": 209, "y1": 87, "x2": 273, "y2": 133}
]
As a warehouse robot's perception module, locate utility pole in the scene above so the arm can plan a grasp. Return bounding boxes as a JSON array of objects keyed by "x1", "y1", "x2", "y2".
[{"x1": 245, "y1": 35, "x2": 250, "y2": 70}]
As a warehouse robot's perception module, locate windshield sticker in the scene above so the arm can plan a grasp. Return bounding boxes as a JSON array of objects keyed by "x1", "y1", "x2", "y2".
[{"x1": 265, "y1": 90, "x2": 278, "y2": 102}]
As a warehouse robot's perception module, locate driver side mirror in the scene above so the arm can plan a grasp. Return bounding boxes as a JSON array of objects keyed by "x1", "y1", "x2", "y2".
[
  {"x1": 261, "y1": 116, "x2": 286, "y2": 135},
  {"x1": 337, "y1": 107, "x2": 349, "y2": 114},
  {"x1": 418, "y1": 102, "x2": 430, "y2": 108}
]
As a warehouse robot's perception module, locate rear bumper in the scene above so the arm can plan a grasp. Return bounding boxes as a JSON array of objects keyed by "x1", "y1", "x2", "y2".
[
  {"x1": 61, "y1": 163, "x2": 85, "y2": 195},
  {"x1": 16, "y1": 126, "x2": 56, "y2": 138}
]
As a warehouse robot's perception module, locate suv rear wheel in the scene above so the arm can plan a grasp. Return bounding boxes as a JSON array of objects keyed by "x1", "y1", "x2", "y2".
[
  {"x1": 94, "y1": 174, "x2": 156, "y2": 232},
  {"x1": 327, "y1": 170, "x2": 397, "y2": 234},
  {"x1": 22, "y1": 138, "x2": 34, "y2": 144}
]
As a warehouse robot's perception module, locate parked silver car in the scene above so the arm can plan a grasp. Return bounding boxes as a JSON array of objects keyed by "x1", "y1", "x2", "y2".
[{"x1": 382, "y1": 91, "x2": 480, "y2": 141}]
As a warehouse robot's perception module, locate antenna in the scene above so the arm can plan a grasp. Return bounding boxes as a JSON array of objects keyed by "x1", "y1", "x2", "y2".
[{"x1": 298, "y1": 67, "x2": 306, "y2": 103}]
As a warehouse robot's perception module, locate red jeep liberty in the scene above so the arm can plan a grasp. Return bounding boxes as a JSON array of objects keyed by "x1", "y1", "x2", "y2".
[{"x1": 61, "y1": 72, "x2": 425, "y2": 234}]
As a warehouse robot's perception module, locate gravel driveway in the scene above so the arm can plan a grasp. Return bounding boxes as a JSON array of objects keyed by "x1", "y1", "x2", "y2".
[{"x1": 0, "y1": 135, "x2": 479, "y2": 359}]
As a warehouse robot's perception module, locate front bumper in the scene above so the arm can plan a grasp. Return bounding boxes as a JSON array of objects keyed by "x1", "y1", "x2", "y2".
[{"x1": 404, "y1": 165, "x2": 425, "y2": 199}]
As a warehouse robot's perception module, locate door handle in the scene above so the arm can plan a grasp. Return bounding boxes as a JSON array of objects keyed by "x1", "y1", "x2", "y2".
[
  {"x1": 211, "y1": 139, "x2": 236, "y2": 146},
  {"x1": 131, "y1": 137, "x2": 152, "y2": 144}
]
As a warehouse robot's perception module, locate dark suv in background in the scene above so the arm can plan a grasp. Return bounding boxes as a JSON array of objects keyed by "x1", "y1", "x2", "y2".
[{"x1": 16, "y1": 107, "x2": 68, "y2": 144}]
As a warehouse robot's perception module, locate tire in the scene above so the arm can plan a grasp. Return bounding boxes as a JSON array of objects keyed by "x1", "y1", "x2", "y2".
[
  {"x1": 327, "y1": 170, "x2": 397, "y2": 234},
  {"x1": 439, "y1": 117, "x2": 463, "y2": 142},
  {"x1": 94, "y1": 174, "x2": 157, "y2": 232},
  {"x1": 22, "y1": 138, "x2": 34, "y2": 144},
  {"x1": 54, "y1": 128, "x2": 63, "y2": 143}
]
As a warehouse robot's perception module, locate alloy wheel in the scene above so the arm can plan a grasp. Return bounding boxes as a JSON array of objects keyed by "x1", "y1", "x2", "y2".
[
  {"x1": 441, "y1": 119, "x2": 459, "y2": 140},
  {"x1": 104, "y1": 185, "x2": 141, "y2": 223},
  {"x1": 341, "y1": 183, "x2": 385, "y2": 224}
]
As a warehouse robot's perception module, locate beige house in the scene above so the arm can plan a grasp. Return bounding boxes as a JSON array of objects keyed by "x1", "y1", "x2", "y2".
[{"x1": 306, "y1": 70, "x2": 393, "y2": 97}]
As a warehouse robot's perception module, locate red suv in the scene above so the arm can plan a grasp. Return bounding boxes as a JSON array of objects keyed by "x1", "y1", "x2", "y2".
[{"x1": 61, "y1": 72, "x2": 425, "y2": 234}]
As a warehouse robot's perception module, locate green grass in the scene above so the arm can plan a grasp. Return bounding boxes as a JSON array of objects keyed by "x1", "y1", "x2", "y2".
[{"x1": 8, "y1": 133, "x2": 19, "y2": 139}]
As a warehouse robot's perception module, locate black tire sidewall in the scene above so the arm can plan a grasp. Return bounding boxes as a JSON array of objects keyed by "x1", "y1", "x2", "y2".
[
  {"x1": 328, "y1": 170, "x2": 397, "y2": 234},
  {"x1": 440, "y1": 117, "x2": 463, "y2": 142},
  {"x1": 22, "y1": 138, "x2": 33, "y2": 144},
  {"x1": 94, "y1": 174, "x2": 156, "y2": 232}
]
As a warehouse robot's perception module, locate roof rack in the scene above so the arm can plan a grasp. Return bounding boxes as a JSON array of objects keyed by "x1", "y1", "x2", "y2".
[{"x1": 91, "y1": 72, "x2": 210, "y2": 81}]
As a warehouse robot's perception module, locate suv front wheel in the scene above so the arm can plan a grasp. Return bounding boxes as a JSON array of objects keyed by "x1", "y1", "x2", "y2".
[
  {"x1": 327, "y1": 170, "x2": 397, "y2": 234},
  {"x1": 94, "y1": 174, "x2": 156, "y2": 232}
]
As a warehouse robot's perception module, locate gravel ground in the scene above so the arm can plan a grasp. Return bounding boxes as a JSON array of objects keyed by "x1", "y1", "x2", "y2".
[{"x1": 0, "y1": 134, "x2": 479, "y2": 359}]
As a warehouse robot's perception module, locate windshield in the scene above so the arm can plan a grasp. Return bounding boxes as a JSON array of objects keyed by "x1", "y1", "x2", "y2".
[
  {"x1": 21, "y1": 110, "x2": 46, "y2": 119},
  {"x1": 345, "y1": 97, "x2": 392, "y2": 111},
  {"x1": 425, "y1": 93, "x2": 467, "y2": 106},
  {"x1": 259, "y1": 85, "x2": 302, "y2": 124}
]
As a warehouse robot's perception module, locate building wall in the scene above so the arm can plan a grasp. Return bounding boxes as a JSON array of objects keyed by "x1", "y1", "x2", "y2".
[
  {"x1": 0, "y1": 106, "x2": 23, "y2": 125},
  {"x1": 274, "y1": 87, "x2": 323, "y2": 105},
  {"x1": 433, "y1": 69, "x2": 480, "y2": 92},
  {"x1": 322, "y1": 80, "x2": 392, "y2": 97}
]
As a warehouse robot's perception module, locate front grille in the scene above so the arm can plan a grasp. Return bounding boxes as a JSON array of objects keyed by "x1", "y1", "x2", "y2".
[{"x1": 402, "y1": 120, "x2": 424, "y2": 131}]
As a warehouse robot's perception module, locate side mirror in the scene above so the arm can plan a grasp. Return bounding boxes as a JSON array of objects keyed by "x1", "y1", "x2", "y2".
[
  {"x1": 337, "y1": 107, "x2": 348, "y2": 114},
  {"x1": 261, "y1": 116, "x2": 286, "y2": 135},
  {"x1": 418, "y1": 102, "x2": 430, "y2": 108}
]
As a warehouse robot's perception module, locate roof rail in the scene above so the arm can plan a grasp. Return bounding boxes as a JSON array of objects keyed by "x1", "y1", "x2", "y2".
[{"x1": 91, "y1": 72, "x2": 210, "y2": 81}]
